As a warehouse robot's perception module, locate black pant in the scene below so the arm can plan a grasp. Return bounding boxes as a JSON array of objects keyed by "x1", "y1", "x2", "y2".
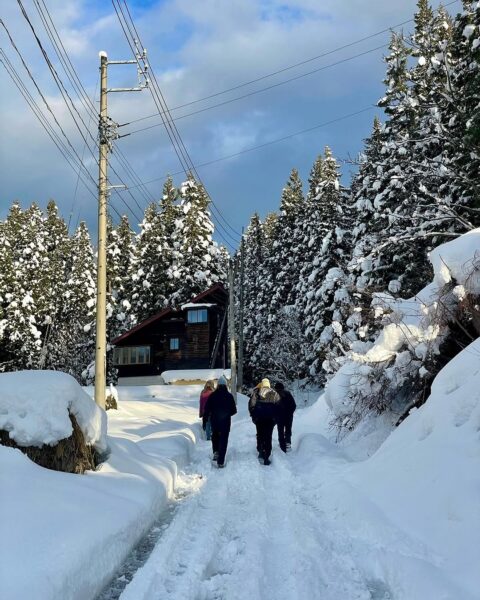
[
  {"x1": 211, "y1": 423, "x2": 230, "y2": 465},
  {"x1": 256, "y1": 417, "x2": 275, "y2": 459},
  {"x1": 278, "y1": 413, "x2": 293, "y2": 446}
]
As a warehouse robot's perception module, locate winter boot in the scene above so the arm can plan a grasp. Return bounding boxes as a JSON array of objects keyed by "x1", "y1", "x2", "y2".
[
  {"x1": 217, "y1": 461, "x2": 225, "y2": 468},
  {"x1": 263, "y1": 457, "x2": 271, "y2": 466}
]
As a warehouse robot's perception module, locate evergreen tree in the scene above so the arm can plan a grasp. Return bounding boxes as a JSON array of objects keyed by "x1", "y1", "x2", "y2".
[
  {"x1": 130, "y1": 202, "x2": 169, "y2": 322},
  {"x1": 240, "y1": 213, "x2": 267, "y2": 383},
  {"x1": 107, "y1": 214, "x2": 135, "y2": 339},
  {"x1": 270, "y1": 168, "x2": 305, "y2": 315},
  {"x1": 447, "y1": 0, "x2": 480, "y2": 216},
  {"x1": 170, "y1": 175, "x2": 226, "y2": 305},
  {"x1": 298, "y1": 147, "x2": 344, "y2": 381}
]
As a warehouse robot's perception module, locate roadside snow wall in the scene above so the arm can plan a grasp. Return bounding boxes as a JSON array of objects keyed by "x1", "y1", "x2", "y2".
[{"x1": 325, "y1": 228, "x2": 480, "y2": 429}]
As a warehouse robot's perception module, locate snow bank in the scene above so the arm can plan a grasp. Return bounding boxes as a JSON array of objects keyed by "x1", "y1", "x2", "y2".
[
  {"x1": 161, "y1": 368, "x2": 231, "y2": 384},
  {"x1": 0, "y1": 384, "x2": 202, "y2": 600},
  {"x1": 325, "y1": 228, "x2": 480, "y2": 423},
  {"x1": 430, "y1": 227, "x2": 480, "y2": 291},
  {"x1": 293, "y1": 342, "x2": 480, "y2": 598},
  {"x1": 349, "y1": 337, "x2": 480, "y2": 597},
  {"x1": 0, "y1": 370, "x2": 107, "y2": 451}
]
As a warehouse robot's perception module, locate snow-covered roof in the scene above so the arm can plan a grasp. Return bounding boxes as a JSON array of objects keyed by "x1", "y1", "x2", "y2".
[
  {"x1": 181, "y1": 302, "x2": 216, "y2": 310},
  {"x1": 0, "y1": 370, "x2": 107, "y2": 451}
]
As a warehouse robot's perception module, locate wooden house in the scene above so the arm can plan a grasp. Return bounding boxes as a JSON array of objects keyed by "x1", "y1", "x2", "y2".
[{"x1": 112, "y1": 283, "x2": 229, "y2": 382}]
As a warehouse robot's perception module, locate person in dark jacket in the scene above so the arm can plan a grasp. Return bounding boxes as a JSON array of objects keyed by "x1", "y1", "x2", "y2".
[
  {"x1": 203, "y1": 375, "x2": 237, "y2": 468},
  {"x1": 274, "y1": 382, "x2": 297, "y2": 451},
  {"x1": 248, "y1": 378, "x2": 282, "y2": 465}
]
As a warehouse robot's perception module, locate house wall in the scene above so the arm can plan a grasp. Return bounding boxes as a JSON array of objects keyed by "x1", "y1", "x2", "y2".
[{"x1": 114, "y1": 293, "x2": 228, "y2": 377}]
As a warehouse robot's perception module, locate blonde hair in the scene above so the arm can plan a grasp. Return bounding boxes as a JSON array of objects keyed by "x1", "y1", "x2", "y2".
[{"x1": 204, "y1": 379, "x2": 216, "y2": 391}]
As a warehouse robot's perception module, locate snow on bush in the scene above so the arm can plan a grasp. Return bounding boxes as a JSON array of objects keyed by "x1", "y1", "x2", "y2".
[
  {"x1": 325, "y1": 229, "x2": 480, "y2": 431},
  {"x1": 0, "y1": 371, "x2": 107, "y2": 451}
]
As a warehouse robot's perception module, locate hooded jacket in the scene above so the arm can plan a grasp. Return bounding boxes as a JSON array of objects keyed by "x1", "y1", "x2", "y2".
[
  {"x1": 249, "y1": 386, "x2": 280, "y2": 421},
  {"x1": 203, "y1": 386, "x2": 237, "y2": 429}
]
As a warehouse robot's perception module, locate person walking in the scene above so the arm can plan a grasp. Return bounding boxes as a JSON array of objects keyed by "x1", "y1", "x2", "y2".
[
  {"x1": 199, "y1": 380, "x2": 215, "y2": 440},
  {"x1": 203, "y1": 375, "x2": 237, "y2": 468},
  {"x1": 274, "y1": 382, "x2": 297, "y2": 451},
  {"x1": 249, "y1": 378, "x2": 281, "y2": 465}
]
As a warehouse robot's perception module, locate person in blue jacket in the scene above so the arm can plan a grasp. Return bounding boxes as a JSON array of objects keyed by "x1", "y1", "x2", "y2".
[{"x1": 203, "y1": 375, "x2": 237, "y2": 468}]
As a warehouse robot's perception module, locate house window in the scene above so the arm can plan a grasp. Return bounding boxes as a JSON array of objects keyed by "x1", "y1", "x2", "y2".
[
  {"x1": 169, "y1": 337, "x2": 180, "y2": 351},
  {"x1": 187, "y1": 308, "x2": 208, "y2": 324},
  {"x1": 113, "y1": 346, "x2": 151, "y2": 365}
]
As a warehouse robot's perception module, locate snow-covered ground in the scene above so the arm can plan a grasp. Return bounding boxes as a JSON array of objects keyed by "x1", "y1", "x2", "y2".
[
  {"x1": 116, "y1": 372, "x2": 479, "y2": 600},
  {"x1": 0, "y1": 384, "x2": 203, "y2": 600},
  {"x1": 2, "y1": 359, "x2": 479, "y2": 600}
]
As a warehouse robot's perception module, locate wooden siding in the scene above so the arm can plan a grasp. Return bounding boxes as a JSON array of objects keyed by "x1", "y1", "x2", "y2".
[{"x1": 113, "y1": 286, "x2": 228, "y2": 377}]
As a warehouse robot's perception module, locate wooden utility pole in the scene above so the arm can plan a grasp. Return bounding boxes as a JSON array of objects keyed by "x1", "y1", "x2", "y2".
[
  {"x1": 237, "y1": 231, "x2": 245, "y2": 391},
  {"x1": 94, "y1": 51, "x2": 109, "y2": 410},
  {"x1": 228, "y1": 258, "x2": 237, "y2": 402},
  {"x1": 94, "y1": 50, "x2": 148, "y2": 409}
]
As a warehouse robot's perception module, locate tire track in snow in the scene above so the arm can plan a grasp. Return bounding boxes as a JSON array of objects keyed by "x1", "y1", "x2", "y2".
[{"x1": 118, "y1": 416, "x2": 389, "y2": 600}]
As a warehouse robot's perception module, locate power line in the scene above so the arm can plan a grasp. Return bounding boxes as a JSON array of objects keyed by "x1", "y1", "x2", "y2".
[
  {"x1": 113, "y1": 0, "x2": 241, "y2": 249},
  {"x1": 124, "y1": 44, "x2": 386, "y2": 134},
  {"x1": 119, "y1": 0, "x2": 243, "y2": 244},
  {"x1": 0, "y1": 49, "x2": 101, "y2": 204},
  {"x1": 122, "y1": 0, "x2": 460, "y2": 130},
  {"x1": 119, "y1": 106, "x2": 376, "y2": 192},
  {"x1": 16, "y1": 0, "x2": 145, "y2": 223},
  {"x1": 30, "y1": 0, "x2": 156, "y2": 213}
]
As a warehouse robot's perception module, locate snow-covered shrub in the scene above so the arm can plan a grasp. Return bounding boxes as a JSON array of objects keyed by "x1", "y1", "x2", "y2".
[{"x1": 325, "y1": 229, "x2": 480, "y2": 434}]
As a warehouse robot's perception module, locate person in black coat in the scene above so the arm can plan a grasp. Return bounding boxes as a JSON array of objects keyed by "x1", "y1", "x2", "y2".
[
  {"x1": 203, "y1": 375, "x2": 237, "y2": 468},
  {"x1": 274, "y1": 382, "x2": 296, "y2": 451},
  {"x1": 249, "y1": 378, "x2": 282, "y2": 465}
]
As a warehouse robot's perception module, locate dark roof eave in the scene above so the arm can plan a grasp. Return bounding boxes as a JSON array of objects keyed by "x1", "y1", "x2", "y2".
[{"x1": 111, "y1": 282, "x2": 227, "y2": 345}]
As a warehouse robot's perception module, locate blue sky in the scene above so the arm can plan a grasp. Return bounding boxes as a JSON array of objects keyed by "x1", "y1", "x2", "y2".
[{"x1": 0, "y1": 0, "x2": 460, "y2": 251}]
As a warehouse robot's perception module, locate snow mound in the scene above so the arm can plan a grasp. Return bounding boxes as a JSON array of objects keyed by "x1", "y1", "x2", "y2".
[
  {"x1": 0, "y1": 371, "x2": 107, "y2": 452},
  {"x1": 350, "y1": 336, "x2": 480, "y2": 597},
  {"x1": 161, "y1": 368, "x2": 231, "y2": 384},
  {"x1": 430, "y1": 227, "x2": 480, "y2": 291},
  {"x1": 325, "y1": 228, "x2": 480, "y2": 423}
]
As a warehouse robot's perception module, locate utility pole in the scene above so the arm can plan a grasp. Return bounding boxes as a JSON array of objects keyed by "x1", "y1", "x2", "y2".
[
  {"x1": 94, "y1": 50, "x2": 148, "y2": 409},
  {"x1": 237, "y1": 229, "x2": 245, "y2": 391},
  {"x1": 228, "y1": 258, "x2": 237, "y2": 402}
]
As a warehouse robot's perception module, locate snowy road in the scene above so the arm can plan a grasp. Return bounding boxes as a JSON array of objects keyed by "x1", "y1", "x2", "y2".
[{"x1": 114, "y1": 397, "x2": 469, "y2": 600}]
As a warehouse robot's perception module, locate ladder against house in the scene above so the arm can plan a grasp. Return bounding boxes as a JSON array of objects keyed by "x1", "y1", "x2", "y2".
[{"x1": 210, "y1": 310, "x2": 227, "y2": 368}]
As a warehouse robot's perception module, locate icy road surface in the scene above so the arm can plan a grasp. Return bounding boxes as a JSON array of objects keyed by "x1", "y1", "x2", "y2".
[{"x1": 116, "y1": 395, "x2": 468, "y2": 600}]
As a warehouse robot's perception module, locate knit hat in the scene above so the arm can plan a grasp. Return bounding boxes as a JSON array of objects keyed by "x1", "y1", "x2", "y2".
[
  {"x1": 217, "y1": 375, "x2": 228, "y2": 386},
  {"x1": 260, "y1": 378, "x2": 270, "y2": 388}
]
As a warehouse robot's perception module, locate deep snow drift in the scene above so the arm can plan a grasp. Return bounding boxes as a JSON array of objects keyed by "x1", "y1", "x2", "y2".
[{"x1": 0, "y1": 384, "x2": 202, "y2": 600}]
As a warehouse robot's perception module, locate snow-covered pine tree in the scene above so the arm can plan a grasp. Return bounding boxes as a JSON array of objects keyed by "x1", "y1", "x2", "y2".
[
  {"x1": 159, "y1": 176, "x2": 182, "y2": 304},
  {"x1": 130, "y1": 201, "x2": 169, "y2": 322},
  {"x1": 447, "y1": 0, "x2": 480, "y2": 220},
  {"x1": 169, "y1": 175, "x2": 226, "y2": 306},
  {"x1": 0, "y1": 203, "x2": 49, "y2": 369},
  {"x1": 65, "y1": 221, "x2": 97, "y2": 381},
  {"x1": 268, "y1": 169, "x2": 305, "y2": 313},
  {"x1": 38, "y1": 200, "x2": 72, "y2": 370},
  {"x1": 297, "y1": 147, "x2": 345, "y2": 382},
  {"x1": 107, "y1": 214, "x2": 136, "y2": 340}
]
